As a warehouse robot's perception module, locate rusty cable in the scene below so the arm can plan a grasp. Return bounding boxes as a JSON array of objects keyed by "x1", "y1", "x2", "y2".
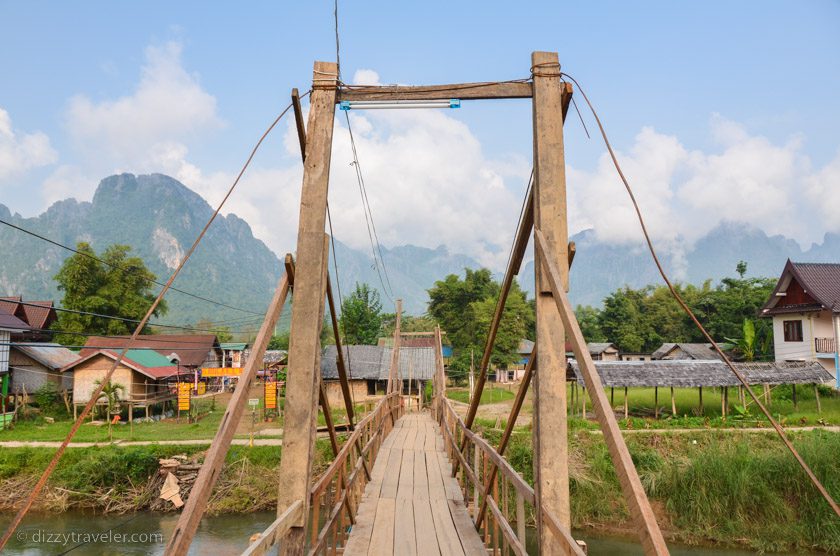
[{"x1": 561, "y1": 71, "x2": 840, "y2": 518}]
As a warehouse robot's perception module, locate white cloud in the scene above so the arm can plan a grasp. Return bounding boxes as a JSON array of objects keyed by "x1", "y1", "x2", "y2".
[
  {"x1": 0, "y1": 108, "x2": 57, "y2": 182},
  {"x1": 568, "y1": 115, "x2": 831, "y2": 256}
]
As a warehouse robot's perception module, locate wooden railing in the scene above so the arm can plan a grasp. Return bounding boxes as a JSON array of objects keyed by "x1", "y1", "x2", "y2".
[
  {"x1": 242, "y1": 392, "x2": 403, "y2": 556},
  {"x1": 815, "y1": 337, "x2": 835, "y2": 354},
  {"x1": 437, "y1": 397, "x2": 585, "y2": 556}
]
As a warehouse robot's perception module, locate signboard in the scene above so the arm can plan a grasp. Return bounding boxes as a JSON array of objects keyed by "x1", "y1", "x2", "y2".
[
  {"x1": 201, "y1": 367, "x2": 243, "y2": 377},
  {"x1": 248, "y1": 398, "x2": 259, "y2": 409},
  {"x1": 196, "y1": 382, "x2": 206, "y2": 395},
  {"x1": 177, "y1": 383, "x2": 191, "y2": 411},
  {"x1": 265, "y1": 382, "x2": 277, "y2": 409}
]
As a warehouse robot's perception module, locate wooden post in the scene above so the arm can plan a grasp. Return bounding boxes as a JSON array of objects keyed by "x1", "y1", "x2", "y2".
[
  {"x1": 815, "y1": 384, "x2": 822, "y2": 414},
  {"x1": 654, "y1": 387, "x2": 659, "y2": 419},
  {"x1": 699, "y1": 387, "x2": 703, "y2": 415},
  {"x1": 723, "y1": 387, "x2": 728, "y2": 419},
  {"x1": 670, "y1": 386, "x2": 676, "y2": 417},
  {"x1": 624, "y1": 387, "x2": 629, "y2": 420},
  {"x1": 273, "y1": 60, "x2": 338, "y2": 556},
  {"x1": 531, "y1": 51, "x2": 572, "y2": 547},
  {"x1": 611, "y1": 387, "x2": 614, "y2": 407},
  {"x1": 792, "y1": 383, "x2": 797, "y2": 410},
  {"x1": 581, "y1": 387, "x2": 586, "y2": 418}
]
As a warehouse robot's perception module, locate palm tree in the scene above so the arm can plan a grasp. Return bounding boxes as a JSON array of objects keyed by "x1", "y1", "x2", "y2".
[{"x1": 94, "y1": 379, "x2": 125, "y2": 442}]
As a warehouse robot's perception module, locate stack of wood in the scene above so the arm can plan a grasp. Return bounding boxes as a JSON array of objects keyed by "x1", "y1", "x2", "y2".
[{"x1": 153, "y1": 454, "x2": 203, "y2": 510}]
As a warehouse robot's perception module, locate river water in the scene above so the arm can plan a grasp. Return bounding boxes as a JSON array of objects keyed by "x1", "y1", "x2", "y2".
[{"x1": 0, "y1": 511, "x2": 808, "y2": 555}]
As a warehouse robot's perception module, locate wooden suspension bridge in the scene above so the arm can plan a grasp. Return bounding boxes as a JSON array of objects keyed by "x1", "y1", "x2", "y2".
[{"x1": 162, "y1": 51, "x2": 671, "y2": 555}]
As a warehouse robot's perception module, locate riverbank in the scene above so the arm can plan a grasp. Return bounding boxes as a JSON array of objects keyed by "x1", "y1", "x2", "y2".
[{"x1": 0, "y1": 429, "x2": 837, "y2": 553}]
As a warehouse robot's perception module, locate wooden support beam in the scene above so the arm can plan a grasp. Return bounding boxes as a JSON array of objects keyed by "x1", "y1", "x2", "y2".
[
  {"x1": 165, "y1": 267, "x2": 292, "y2": 556},
  {"x1": 337, "y1": 81, "x2": 534, "y2": 102},
  {"x1": 535, "y1": 229, "x2": 669, "y2": 556},
  {"x1": 326, "y1": 276, "x2": 354, "y2": 426},
  {"x1": 815, "y1": 384, "x2": 822, "y2": 414},
  {"x1": 531, "y1": 51, "x2": 572, "y2": 548},
  {"x1": 671, "y1": 387, "x2": 676, "y2": 417},
  {"x1": 386, "y1": 299, "x2": 403, "y2": 393},
  {"x1": 291, "y1": 88, "x2": 306, "y2": 161},
  {"x1": 275, "y1": 60, "x2": 338, "y2": 556},
  {"x1": 654, "y1": 387, "x2": 659, "y2": 419}
]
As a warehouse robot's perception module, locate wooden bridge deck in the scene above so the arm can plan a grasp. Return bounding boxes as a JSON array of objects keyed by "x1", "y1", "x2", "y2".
[{"x1": 343, "y1": 412, "x2": 485, "y2": 555}]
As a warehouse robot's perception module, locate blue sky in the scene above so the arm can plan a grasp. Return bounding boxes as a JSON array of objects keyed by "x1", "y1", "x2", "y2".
[{"x1": 1, "y1": 1, "x2": 839, "y2": 269}]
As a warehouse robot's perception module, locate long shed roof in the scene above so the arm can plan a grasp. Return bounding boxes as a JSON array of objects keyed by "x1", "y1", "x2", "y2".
[
  {"x1": 568, "y1": 360, "x2": 832, "y2": 387},
  {"x1": 321, "y1": 345, "x2": 435, "y2": 381}
]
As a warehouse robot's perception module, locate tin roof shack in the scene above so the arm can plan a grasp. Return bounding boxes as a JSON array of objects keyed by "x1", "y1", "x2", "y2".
[
  {"x1": 760, "y1": 260, "x2": 840, "y2": 384},
  {"x1": 9, "y1": 343, "x2": 76, "y2": 395},
  {"x1": 320, "y1": 345, "x2": 435, "y2": 408},
  {"x1": 61, "y1": 349, "x2": 191, "y2": 421},
  {"x1": 651, "y1": 343, "x2": 724, "y2": 361},
  {"x1": 0, "y1": 297, "x2": 58, "y2": 342}
]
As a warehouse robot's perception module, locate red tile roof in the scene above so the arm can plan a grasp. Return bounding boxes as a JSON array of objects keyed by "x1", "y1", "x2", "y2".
[
  {"x1": 20, "y1": 301, "x2": 57, "y2": 330},
  {"x1": 80, "y1": 334, "x2": 220, "y2": 367}
]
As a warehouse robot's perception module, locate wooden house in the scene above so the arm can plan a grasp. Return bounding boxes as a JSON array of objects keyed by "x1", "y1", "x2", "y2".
[
  {"x1": 760, "y1": 260, "x2": 840, "y2": 385},
  {"x1": 651, "y1": 343, "x2": 724, "y2": 361},
  {"x1": 9, "y1": 343, "x2": 76, "y2": 394},
  {"x1": 0, "y1": 297, "x2": 57, "y2": 342},
  {"x1": 61, "y1": 349, "x2": 191, "y2": 420}
]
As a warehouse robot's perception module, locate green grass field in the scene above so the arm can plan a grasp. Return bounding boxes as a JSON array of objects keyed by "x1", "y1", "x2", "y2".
[{"x1": 446, "y1": 386, "x2": 515, "y2": 405}]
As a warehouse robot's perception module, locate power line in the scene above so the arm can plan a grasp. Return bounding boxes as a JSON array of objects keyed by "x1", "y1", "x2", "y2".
[
  {"x1": 13, "y1": 300, "x2": 263, "y2": 335},
  {"x1": 0, "y1": 93, "x2": 307, "y2": 551},
  {"x1": 561, "y1": 70, "x2": 840, "y2": 518},
  {"x1": 0, "y1": 218, "x2": 264, "y2": 316}
]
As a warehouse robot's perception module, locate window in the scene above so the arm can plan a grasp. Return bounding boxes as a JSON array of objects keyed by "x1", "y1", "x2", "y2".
[{"x1": 783, "y1": 320, "x2": 803, "y2": 342}]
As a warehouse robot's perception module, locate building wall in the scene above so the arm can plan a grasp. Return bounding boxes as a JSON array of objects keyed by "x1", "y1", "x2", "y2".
[
  {"x1": 71, "y1": 356, "x2": 139, "y2": 404},
  {"x1": 600, "y1": 348, "x2": 620, "y2": 361},
  {"x1": 8, "y1": 350, "x2": 72, "y2": 393},
  {"x1": 323, "y1": 380, "x2": 369, "y2": 409},
  {"x1": 0, "y1": 331, "x2": 9, "y2": 375},
  {"x1": 772, "y1": 313, "x2": 818, "y2": 363}
]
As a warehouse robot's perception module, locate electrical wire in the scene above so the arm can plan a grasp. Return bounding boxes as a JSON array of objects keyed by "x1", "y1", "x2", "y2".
[
  {"x1": 560, "y1": 71, "x2": 840, "y2": 518},
  {"x1": 0, "y1": 218, "x2": 264, "y2": 316},
  {"x1": 11, "y1": 300, "x2": 263, "y2": 335},
  {"x1": 0, "y1": 94, "x2": 306, "y2": 551}
]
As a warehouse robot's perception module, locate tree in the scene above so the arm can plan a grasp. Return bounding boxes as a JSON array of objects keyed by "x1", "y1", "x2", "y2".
[
  {"x1": 428, "y1": 269, "x2": 533, "y2": 372},
  {"x1": 53, "y1": 243, "x2": 167, "y2": 345},
  {"x1": 339, "y1": 283, "x2": 383, "y2": 345},
  {"x1": 194, "y1": 319, "x2": 232, "y2": 342},
  {"x1": 94, "y1": 379, "x2": 125, "y2": 442},
  {"x1": 575, "y1": 305, "x2": 605, "y2": 342},
  {"x1": 268, "y1": 332, "x2": 289, "y2": 350},
  {"x1": 736, "y1": 260, "x2": 748, "y2": 278}
]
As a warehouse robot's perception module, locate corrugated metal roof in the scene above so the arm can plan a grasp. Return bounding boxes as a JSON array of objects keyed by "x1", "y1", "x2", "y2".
[
  {"x1": 652, "y1": 343, "x2": 723, "y2": 361},
  {"x1": 568, "y1": 360, "x2": 833, "y2": 387},
  {"x1": 220, "y1": 342, "x2": 248, "y2": 351},
  {"x1": 13, "y1": 343, "x2": 78, "y2": 370},
  {"x1": 762, "y1": 260, "x2": 840, "y2": 315}
]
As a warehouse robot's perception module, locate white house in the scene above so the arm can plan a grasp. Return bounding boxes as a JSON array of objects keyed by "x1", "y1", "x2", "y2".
[{"x1": 760, "y1": 260, "x2": 840, "y2": 387}]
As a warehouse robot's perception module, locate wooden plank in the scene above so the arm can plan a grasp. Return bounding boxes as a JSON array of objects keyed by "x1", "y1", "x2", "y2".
[
  {"x1": 427, "y1": 451, "x2": 447, "y2": 502},
  {"x1": 368, "y1": 498, "x2": 396, "y2": 555},
  {"x1": 379, "y1": 448, "x2": 403, "y2": 499},
  {"x1": 531, "y1": 50, "x2": 571, "y2": 554},
  {"x1": 414, "y1": 449, "x2": 429, "y2": 501},
  {"x1": 535, "y1": 229, "x2": 669, "y2": 556},
  {"x1": 241, "y1": 499, "x2": 303, "y2": 556},
  {"x1": 394, "y1": 497, "x2": 418, "y2": 556},
  {"x1": 338, "y1": 81, "x2": 533, "y2": 102},
  {"x1": 437, "y1": 451, "x2": 464, "y2": 502},
  {"x1": 414, "y1": 498, "x2": 440, "y2": 555},
  {"x1": 165, "y1": 271, "x2": 291, "y2": 556},
  {"x1": 275, "y1": 60, "x2": 339, "y2": 556},
  {"x1": 430, "y1": 496, "x2": 466, "y2": 556},
  {"x1": 449, "y1": 499, "x2": 491, "y2": 555},
  {"x1": 397, "y1": 448, "x2": 415, "y2": 500}
]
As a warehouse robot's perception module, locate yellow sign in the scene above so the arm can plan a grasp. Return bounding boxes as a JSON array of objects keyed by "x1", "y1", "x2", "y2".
[
  {"x1": 197, "y1": 382, "x2": 206, "y2": 395},
  {"x1": 201, "y1": 367, "x2": 243, "y2": 377},
  {"x1": 177, "y1": 383, "x2": 191, "y2": 411},
  {"x1": 265, "y1": 382, "x2": 277, "y2": 409}
]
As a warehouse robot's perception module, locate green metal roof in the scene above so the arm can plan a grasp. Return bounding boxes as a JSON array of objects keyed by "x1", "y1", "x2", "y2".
[
  {"x1": 123, "y1": 349, "x2": 176, "y2": 368},
  {"x1": 220, "y1": 342, "x2": 248, "y2": 351}
]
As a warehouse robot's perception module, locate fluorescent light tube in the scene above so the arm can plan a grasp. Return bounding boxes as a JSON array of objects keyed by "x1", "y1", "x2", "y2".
[{"x1": 339, "y1": 99, "x2": 460, "y2": 110}]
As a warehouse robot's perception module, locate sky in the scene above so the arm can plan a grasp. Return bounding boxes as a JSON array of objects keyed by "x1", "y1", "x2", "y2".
[{"x1": 1, "y1": 1, "x2": 839, "y2": 271}]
